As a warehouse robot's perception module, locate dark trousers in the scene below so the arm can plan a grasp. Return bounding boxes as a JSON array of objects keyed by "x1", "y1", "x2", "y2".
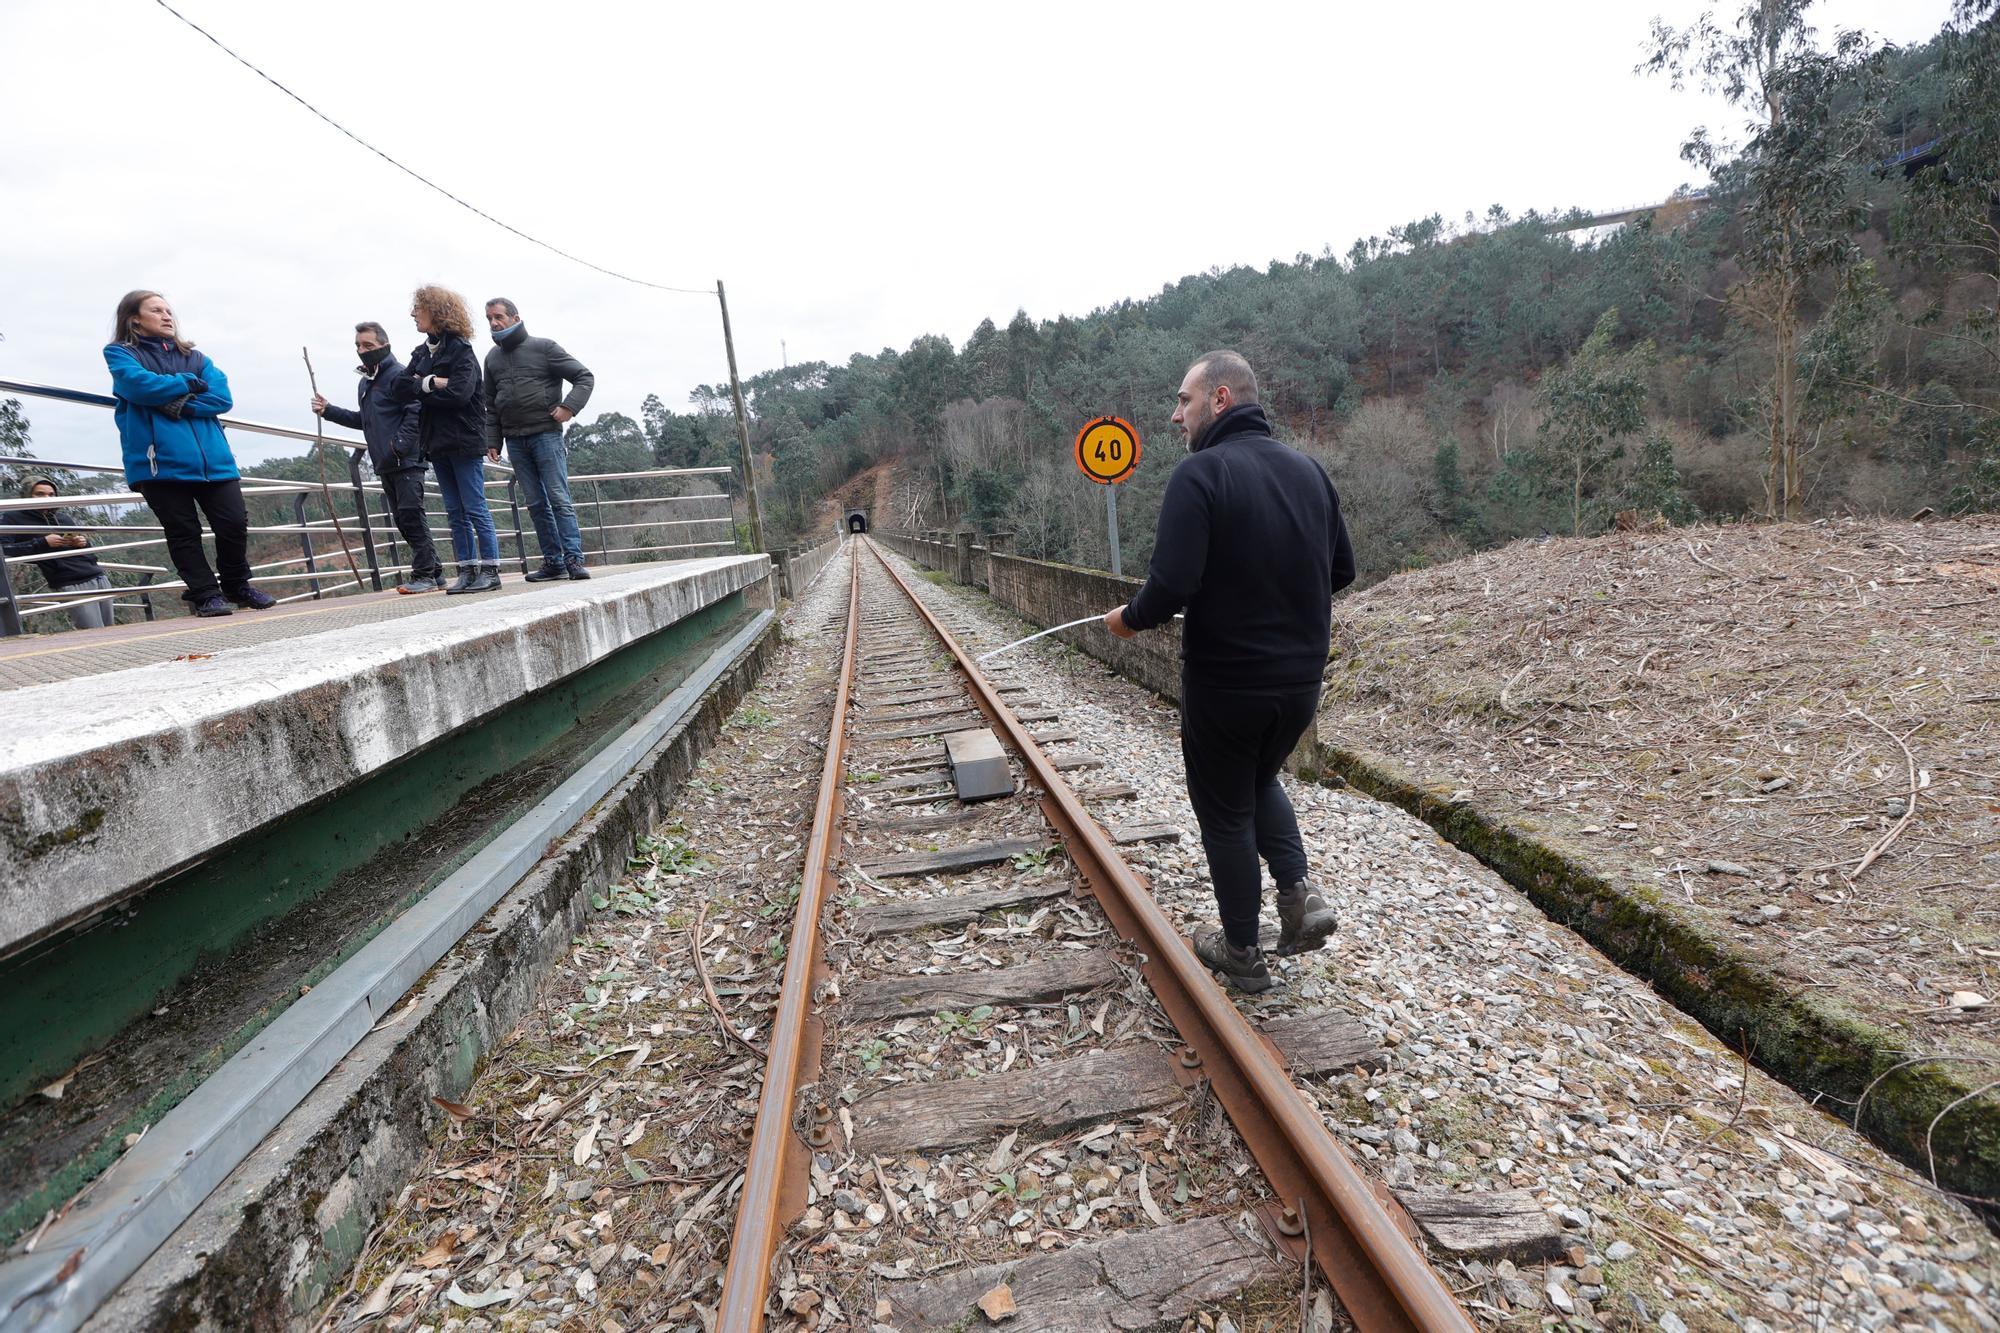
[
  {"x1": 1179, "y1": 674, "x2": 1319, "y2": 948},
  {"x1": 381, "y1": 467, "x2": 441, "y2": 579},
  {"x1": 136, "y1": 479, "x2": 250, "y2": 604}
]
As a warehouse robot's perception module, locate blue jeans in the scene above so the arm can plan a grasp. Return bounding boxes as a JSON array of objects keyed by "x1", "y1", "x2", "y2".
[
  {"x1": 507, "y1": 430, "x2": 584, "y2": 566},
  {"x1": 432, "y1": 454, "x2": 499, "y2": 564}
]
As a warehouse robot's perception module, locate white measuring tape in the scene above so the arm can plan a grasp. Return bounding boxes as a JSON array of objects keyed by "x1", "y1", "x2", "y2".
[
  {"x1": 974, "y1": 611, "x2": 1181, "y2": 666},
  {"x1": 975, "y1": 614, "x2": 1107, "y2": 665}
]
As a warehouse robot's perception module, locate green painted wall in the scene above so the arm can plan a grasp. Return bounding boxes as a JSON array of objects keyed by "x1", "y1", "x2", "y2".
[{"x1": 0, "y1": 592, "x2": 750, "y2": 1243}]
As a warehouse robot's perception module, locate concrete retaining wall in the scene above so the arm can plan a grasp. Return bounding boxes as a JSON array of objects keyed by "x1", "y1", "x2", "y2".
[
  {"x1": 876, "y1": 530, "x2": 1184, "y2": 702},
  {"x1": 0, "y1": 556, "x2": 769, "y2": 960},
  {"x1": 778, "y1": 532, "x2": 843, "y2": 601},
  {"x1": 91, "y1": 617, "x2": 780, "y2": 1330}
]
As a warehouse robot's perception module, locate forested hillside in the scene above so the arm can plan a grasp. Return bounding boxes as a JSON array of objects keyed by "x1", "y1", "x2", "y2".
[
  {"x1": 656, "y1": 2, "x2": 1998, "y2": 581},
  {"x1": 9, "y1": 4, "x2": 1991, "y2": 594}
]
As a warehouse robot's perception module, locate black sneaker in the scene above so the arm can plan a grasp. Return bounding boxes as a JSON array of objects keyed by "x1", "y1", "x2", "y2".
[
  {"x1": 566, "y1": 560, "x2": 590, "y2": 580},
  {"x1": 193, "y1": 593, "x2": 234, "y2": 618},
  {"x1": 1275, "y1": 880, "x2": 1339, "y2": 956},
  {"x1": 397, "y1": 574, "x2": 444, "y2": 594},
  {"x1": 1193, "y1": 926, "x2": 1274, "y2": 993},
  {"x1": 524, "y1": 563, "x2": 567, "y2": 583},
  {"x1": 227, "y1": 585, "x2": 276, "y2": 610}
]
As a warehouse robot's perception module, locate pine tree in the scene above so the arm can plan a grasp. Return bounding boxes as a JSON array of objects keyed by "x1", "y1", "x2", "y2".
[{"x1": 1429, "y1": 439, "x2": 1472, "y2": 530}]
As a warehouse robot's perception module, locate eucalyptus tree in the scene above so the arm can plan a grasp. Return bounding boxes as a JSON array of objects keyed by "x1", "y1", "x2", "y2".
[{"x1": 1643, "y1": 0, "x2": 1887, "y2": 518}]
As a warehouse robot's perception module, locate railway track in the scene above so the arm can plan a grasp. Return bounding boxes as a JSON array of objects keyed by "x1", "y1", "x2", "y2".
[{"x1": 719, "y1": 538, "x2": 1473, "y2": 1332}]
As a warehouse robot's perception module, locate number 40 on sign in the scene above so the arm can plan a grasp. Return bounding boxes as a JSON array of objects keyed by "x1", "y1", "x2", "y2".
[
  {"x1": 1073, "y1": 417, "x2": 1141, "y2": 485},
  {"x1": 1074, "y1": 416, "x2": 1141, "y2": 575}
]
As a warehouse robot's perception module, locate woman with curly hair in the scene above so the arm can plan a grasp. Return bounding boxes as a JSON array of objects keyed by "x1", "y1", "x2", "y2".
[
  {"x1": 103, "y1": 290, "x2": 275, "y2": 617},
  {"x1": 390, "y1": 284, "x2": 500, "y2": 594}
]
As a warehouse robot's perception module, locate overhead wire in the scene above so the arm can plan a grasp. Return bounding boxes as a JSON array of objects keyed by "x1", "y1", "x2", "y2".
[{"x1": 149, "y1": 0, "x2": 716, "y2": 298}]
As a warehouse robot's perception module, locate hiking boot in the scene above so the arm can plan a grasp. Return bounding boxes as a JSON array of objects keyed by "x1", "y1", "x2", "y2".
[
  {"x1": 523, "y1": 562, "x2": 567, "y2": 583},
  {"x1": 464, "y1": 563, "x2": 502, "y2": 593},
  {"x1": 444, "y1": 565, "x2": 478, "y2": 595},
  {"x1": 193, "y1": 593, "x2": 234, "y2": 618},
  {"x1": 566, "y1": 560, "x2": 590, "y2": 580},
  {"x1": 1192, "y1": 926, "x2": 1273, "y2": 993},
  {"x1": 227, "y1": 585, "x2": 276, "y2": 610},
  {"x1": 397, "y1": 573, "x2": 444, "y2": 594},
  {"x1": 1275, "y1": 879, "x2": 1339, "y2": 956}
]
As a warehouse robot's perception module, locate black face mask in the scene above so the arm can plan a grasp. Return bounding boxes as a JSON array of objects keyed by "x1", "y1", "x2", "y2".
[{"x1": 358, "y1": 344, "x2": 393, "y2": 369}]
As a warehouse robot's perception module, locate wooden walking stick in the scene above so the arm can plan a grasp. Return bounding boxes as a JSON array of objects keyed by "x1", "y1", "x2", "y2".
[{"x1": 302, "y1": 346, "x2": 365, "y2": 593}]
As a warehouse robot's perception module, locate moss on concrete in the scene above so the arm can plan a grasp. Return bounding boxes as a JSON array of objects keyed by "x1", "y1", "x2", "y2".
[{"x1": 1312, "y1": 737, "x2": 2000, "y2": 1212}]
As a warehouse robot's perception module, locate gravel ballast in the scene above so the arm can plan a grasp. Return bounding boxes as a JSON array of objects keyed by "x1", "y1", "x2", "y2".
[{"x1": 892, "y1": 545, "x2": 2000, "y2": 1333}]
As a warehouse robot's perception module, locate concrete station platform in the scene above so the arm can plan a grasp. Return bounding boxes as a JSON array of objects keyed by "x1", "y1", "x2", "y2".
[
  {"x1": 0, "y1": 553, "x2": 785, "y2": 1321},
  {"x1": 0, "y1": 555, "x2": 769, "y2": 962},
  {"x1": 1, "y1": 571, "x2": 601, "y2": 692}
]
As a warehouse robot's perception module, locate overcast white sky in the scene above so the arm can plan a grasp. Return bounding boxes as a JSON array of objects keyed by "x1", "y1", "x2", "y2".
[{"x1": 0, "y1": 0, "x2": 1955, "y2": 473}]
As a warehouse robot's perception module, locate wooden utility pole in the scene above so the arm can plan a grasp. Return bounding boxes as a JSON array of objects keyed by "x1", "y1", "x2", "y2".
[{"x1": 716, "y1": 280, "x2": 765, "y2": 553}]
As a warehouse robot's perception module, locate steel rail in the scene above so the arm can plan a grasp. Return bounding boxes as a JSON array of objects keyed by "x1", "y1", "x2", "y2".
[
  {"x1": 861, "y1": 538, "x2": 1475, "y2": 1333},
  {"x1": 716, "y1": 551, "x2": 859, "y2": 1333}
]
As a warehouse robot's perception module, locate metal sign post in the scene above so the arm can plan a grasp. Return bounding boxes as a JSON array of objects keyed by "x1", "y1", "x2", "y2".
[
  {"x1": 1104, "y1": 484, "x2": 1121, "y2": 576},
  {"x1": 1073, "y1": 416, "x2": 1141, "y2": 578}
]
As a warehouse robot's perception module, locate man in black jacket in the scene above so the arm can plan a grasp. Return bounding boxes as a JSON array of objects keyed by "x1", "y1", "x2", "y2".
[
  {"x1": 1106, "y1": 350, "x2": 1355, "y2": 991},
  {"x1": 482, "y1": 299, "x2": 595, "y2": 581},
  {"x1": 312, "y1": 321, "x2": 444, "y2": 594},
  {"x1": 1, "y1": 475, "x2": 116, "y2": 629}
]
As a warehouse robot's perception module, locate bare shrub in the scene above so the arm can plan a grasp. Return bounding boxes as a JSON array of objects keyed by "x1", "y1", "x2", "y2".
[
  {"x1": 1679, "y1": 428, "x2": 1764, "y2": 516},
  {"x1": 941, "y1": 397, "x2": 1031, "y2": 478},
  {"x1": 1315, "y1": 397, "x2": 1435, "y2": 581},
  {"x1": 1480, "y1": 380, "x2": 1538, "y2": 466}
]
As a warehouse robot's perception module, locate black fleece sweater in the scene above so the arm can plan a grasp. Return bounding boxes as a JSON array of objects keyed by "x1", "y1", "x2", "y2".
[{"x1": 1123, "y1": 404, "x2": 1354, "y2": 688}]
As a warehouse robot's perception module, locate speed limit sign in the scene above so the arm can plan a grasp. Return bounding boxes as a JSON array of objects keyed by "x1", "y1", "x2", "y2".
[{"x1": 1074, "y1": 417, "x2": 1141, "y2": 485}]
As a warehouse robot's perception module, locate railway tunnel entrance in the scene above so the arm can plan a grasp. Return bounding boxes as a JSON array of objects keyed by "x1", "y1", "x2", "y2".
[{"x1": 846, "y1": 510, "x2": 869, "y2": 534}]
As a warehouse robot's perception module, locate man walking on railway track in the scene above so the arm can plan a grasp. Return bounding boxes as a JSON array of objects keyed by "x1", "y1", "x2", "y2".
[
  {"x1": 1105, "y1": 350, "x2": 1354, "y2": 992},
  {"x1": 482, "y1": 299, "x2": 594, "y2": 581},
  {"x1": 312, "y1": 322, "x2": 444, "y2": 594}
]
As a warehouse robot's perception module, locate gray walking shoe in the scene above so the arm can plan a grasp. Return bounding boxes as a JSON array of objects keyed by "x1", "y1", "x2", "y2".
[
  {"x1": 1193, "y1": 926, "x2": 1274, "y2": 993},
  {"x1": 1275, "y1": 879, "x2": 1339, "y2": 955}
]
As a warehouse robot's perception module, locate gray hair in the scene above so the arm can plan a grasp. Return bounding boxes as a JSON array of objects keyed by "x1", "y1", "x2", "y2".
[
  {"x1": 354, "y1": 321, "x2": 389, "y2": 344},
  {"x1": 1187, "y1": 349, "x2": 1260, "y2": 405},
  {"x1": 485, "y1": 297, "x2": 520, "y2": 319}
]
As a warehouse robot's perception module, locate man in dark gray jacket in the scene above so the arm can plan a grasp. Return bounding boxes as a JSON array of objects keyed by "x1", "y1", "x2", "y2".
[{"x1": 482, "y1": 298, "x2": 595, "y2": 580}]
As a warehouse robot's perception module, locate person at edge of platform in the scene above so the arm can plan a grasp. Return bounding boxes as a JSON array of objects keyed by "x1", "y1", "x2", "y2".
[
  {"x1": 482, "y1": 298, "x2": 595, "y2": 581},
  {"x1": 1, "y1": 475, "x2": 116, "y2": 629},
  {"x1": 311, "y1": 321, "x2": 445, "y2": 594},
  {"x1": 103, "y1": 290, "x2": 276, "y2": 619},
  {"x1": 388, "y1": 285, "x2": 501, "y2": 595},
  {"x1": 1103, "y1": 349, "x2": 1354, "y2": 993}
]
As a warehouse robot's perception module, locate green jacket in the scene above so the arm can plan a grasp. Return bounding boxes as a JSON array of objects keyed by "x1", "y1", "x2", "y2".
[{"x1": 482, "y1": 325, "x2": 594, "y2": 447}]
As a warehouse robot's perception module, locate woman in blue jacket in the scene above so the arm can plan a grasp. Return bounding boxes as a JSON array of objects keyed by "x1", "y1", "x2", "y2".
[{"x1": 104, "y1": 291, "x2": 274, "y2": 617}]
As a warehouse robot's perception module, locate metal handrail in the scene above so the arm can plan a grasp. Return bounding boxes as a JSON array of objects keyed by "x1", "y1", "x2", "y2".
[
  {"x1": 1, "y1": 377, "x2": 748, "y2": 636},
  {"x1": 0, "y1": 381, "x2": 375, "y2": 455},
  {"x1": 567, "y1": 466, "x2": 732, "y2": 483}
]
